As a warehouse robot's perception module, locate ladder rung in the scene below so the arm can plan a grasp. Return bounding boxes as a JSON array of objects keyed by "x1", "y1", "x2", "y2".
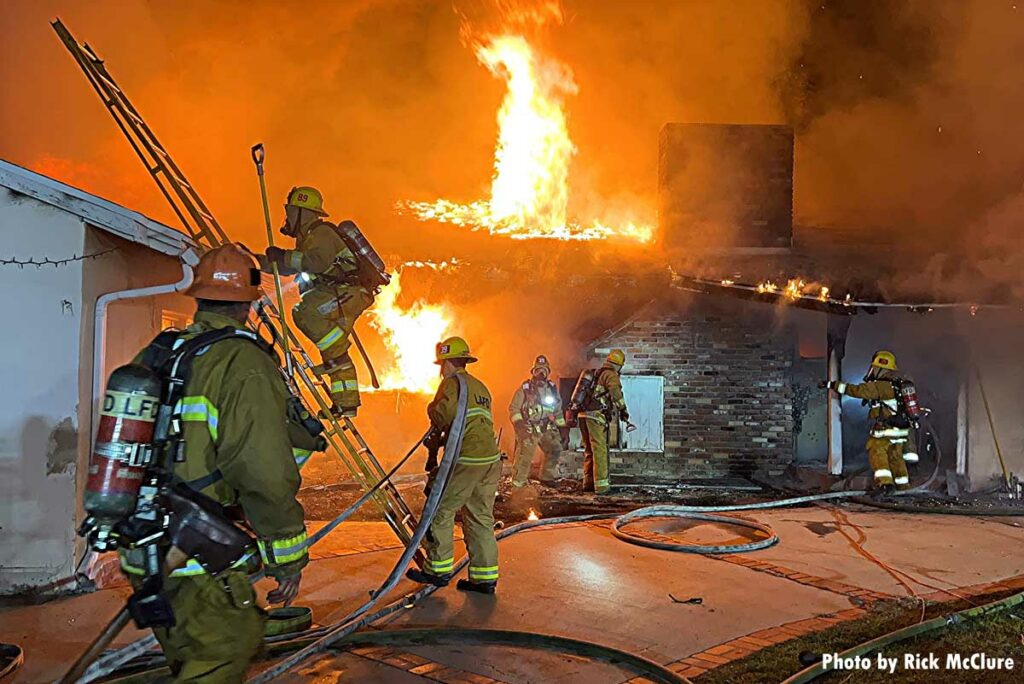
[
  {"x1": 156, "y1": 166, "x2": 192, "y2": 189},
  {"x1": 123, "y1": 107, "x2": 147, "y2": 126}
]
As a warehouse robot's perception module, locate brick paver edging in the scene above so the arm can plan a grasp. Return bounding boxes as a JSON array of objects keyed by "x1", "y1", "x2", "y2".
[{"x1": 641, "y1": 573, "x2": 1024, "y2": 680}]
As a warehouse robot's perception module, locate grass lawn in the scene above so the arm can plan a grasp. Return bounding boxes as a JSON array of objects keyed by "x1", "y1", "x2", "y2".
[{"x1": 695, "y1": 592, "x2": 1024, "y2": 684}]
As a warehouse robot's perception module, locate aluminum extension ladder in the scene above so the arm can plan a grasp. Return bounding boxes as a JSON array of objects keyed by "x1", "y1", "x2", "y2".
[{"x1": 52, "y1": 19, "x2": 423, "y2": 558}]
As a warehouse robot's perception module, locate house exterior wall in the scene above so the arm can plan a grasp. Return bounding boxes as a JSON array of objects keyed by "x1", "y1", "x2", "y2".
[
  {"x1": 571, "y1": 296, "x2": 796, "y2": 484},
  {"x1": 0, "y1": 187, "x2": 87, "y2": 594},
  {"x1": 961, "y1": 312, "x2": 1024, "y2": 491},
  {"x1": 0, "y1": 188, "x2": 190, "y2": 595},
  {"x1": 74, "y1": 227, "x2": 193, "y2": 565}
]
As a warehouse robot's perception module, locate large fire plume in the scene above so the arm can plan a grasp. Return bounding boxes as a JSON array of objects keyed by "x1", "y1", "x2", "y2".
[
  {"x1": 400, "y1": 5, "x2": 653, "y2": 243},
  {"x1": 364, "y1": 270, "x2": 454, "y2": 394}
]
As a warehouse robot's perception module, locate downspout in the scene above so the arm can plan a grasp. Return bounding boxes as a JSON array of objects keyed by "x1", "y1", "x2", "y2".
[
  {"x1": 90, "y1": 248, "x2": 199, "y2": 441},
  {"x1": 75, "y1": 248, "x2": 198, "y2": 584}
]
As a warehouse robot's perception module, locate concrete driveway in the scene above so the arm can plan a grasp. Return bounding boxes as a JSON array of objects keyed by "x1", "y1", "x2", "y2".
[{"x1": 3, "y1": 505, "x2": 1023, "y2": 683}]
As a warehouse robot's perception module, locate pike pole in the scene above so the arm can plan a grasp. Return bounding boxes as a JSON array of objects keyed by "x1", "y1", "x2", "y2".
[
  {"x1": 251, "y1": 143, "x2": 293, "y2": 377},
  {"x1": 350, "y1": 328, "x2": 380, "y2": 389}
]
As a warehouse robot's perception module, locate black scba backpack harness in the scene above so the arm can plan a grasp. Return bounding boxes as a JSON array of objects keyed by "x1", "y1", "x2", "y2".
[
  {"x1": 868, "y1": 377, "x2": 924, "y2": 430},
  {"x1": 118, "y1": 328, "x2": 276, "y2": 629},
  {"x1": 307, "y1": 219, "x2": 391, "y2": 294}
]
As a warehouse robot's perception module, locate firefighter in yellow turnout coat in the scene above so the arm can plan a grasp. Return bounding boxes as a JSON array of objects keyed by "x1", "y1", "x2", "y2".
[
  {"x1": 261, "y1": 186, "x2": 373, "y2": 417},
  {"x1": 509, "y1": 355, "x2": 566, "y2": 487},
  {"x1": 825, "y1": 350, "x2": 915, "y2": 491},
  {"x1": 579, "y1": 349, "x2": 630, "y2": 494},
  {"x1": 406, "y1": 337, "x2": 502, "y2": 594},
  {"x1": 122, "y1": 245, "x2": 311, "y2": 682}
]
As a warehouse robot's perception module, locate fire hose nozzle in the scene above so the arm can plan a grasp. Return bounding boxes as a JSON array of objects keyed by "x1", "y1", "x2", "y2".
[{"x1": 251, "y1": 143, "x2": 265, "y2": 170}]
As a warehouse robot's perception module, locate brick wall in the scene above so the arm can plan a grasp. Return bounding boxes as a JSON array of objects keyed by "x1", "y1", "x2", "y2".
[{"x1": 572, "y1": 295, "x2": 795, "y2": 483}]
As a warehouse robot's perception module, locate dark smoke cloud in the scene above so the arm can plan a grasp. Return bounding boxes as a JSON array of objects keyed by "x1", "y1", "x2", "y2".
[
  {"x1": 3, "y1": 1, "x2": 1023, "y2": 472},
  {"x1": 786, "y1": 1, "x2": 1024, "y2": 300}
]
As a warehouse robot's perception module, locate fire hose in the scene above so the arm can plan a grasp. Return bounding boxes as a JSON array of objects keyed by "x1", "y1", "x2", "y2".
[
  {"x1": 72, "y1": 422, "x2": 1020, "y2": 681},
  {"x1": 246, "y1": 373, "x2": 469, "y2": 682},
  {"x1": 71, "y1": 375, "x2": 469, "y2": 684},
  {"x1": 610, "y1": 492, "x2": 870, "y2": 554},
  {"x1": 0, "y1": 644, "x2": 23, "y2": 681},
  {"x1": 82, "y1": 484, "x2": 1017, "y2": 684},
  {"x1": 252, "y1": 490, "x2": 892, "y2": 681},
  {"x1": 72, "y1": 426, "x2": 435, "y2": 684},
  {"x1": 848, "y1": 417, "x2": 1024, "y2": 515},
  {"x1": 780, "y1": 589, "x2": 1024, "y2": 684}
]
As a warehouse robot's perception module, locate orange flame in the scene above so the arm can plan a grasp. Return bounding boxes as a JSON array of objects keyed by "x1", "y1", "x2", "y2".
[
  {"x1": 527, "y1": 508, "x2": 540, "y2": 521},
  {"x1": 364, "y1": 271, "x2": 453, "y2": 394},
  {"x1": 400, "y1": 19, "x2": 652, "y2": 242}
]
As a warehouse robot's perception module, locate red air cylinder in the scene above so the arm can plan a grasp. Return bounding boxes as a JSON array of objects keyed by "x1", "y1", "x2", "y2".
[
  {"x1": 900, "y1": 381, "x2": 923, "y2": 419},
  {"x1": 85, "y1": 364, "x2": 161, "y2": 528}
]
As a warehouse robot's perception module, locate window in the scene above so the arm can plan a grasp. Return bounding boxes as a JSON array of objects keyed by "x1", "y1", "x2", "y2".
[
  {"x1": 565, "y1": 374, "x2": 665, "y2": 453},
  {"x1": 615, "y1": 375, "x2": 664, "y2": 452},
  {"x1": 161, "y1": 309, "x2": 191, "y2": 331}
]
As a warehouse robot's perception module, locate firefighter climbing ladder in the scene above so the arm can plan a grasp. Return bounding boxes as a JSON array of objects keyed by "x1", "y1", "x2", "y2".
[{"x1": 51, "y1": 19, "x2": 423, "y2": 559}]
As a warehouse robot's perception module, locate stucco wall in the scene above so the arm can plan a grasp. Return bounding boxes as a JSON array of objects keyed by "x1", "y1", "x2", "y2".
[
  {"x1": 0, "y1": 190, "x2": 191, "y2": 595},
  {"x1": 961, "y1": 312, "x2": 1024, "y2": 491},
  {"x1": 74, "y1": 228, "x2": 191, "y2": 572},
  {"x1": 0, "y1": 187, "x2": 86, "y2": 594}
]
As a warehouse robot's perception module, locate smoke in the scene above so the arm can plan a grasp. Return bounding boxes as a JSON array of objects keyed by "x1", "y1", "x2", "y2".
[
  {"x1": 786, "y1": 1, "x2": 1024, "y2": 300},
  {"x1": 3, "y1": 0, "x2": 1024, "y2": 480}
]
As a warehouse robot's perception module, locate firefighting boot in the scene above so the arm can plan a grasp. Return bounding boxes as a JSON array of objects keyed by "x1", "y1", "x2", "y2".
[
  {"x1": 456, "y1": 579, "x2": 496, "y2": 595},
  {"x1": 405, "y1": 568, "x2": 451, "y2": 587},
  {"x1": 875, "y1": 483, "x2": 896, "y2": 497},
  {"x1": 328, "y1": 404, "x2": 358, "y2": 419}
]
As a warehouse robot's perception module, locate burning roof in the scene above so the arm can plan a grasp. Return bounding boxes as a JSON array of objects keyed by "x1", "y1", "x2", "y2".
[{"x1": 398, "y1": 3, "x2": 653, "y2": 243}]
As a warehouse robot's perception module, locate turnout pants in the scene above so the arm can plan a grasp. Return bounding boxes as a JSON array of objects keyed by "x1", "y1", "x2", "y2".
[
  {"x1": 903, "y1": 428, "x2": 920, "y2": 464},
  {"x1": 292, "y1": 284, "x2": 373, "y2": 410},
  {"x1": 149, "y1": 571, "x2": 264, "y2": 683},
  {"x1": 511, "y1": 427, "x2": 563, "y2": 487},
  {"x1": 424, "y1": 461, "x2": 501, "y2": 584},
  {"x1": 580, "y1": 415, "x2": 610, "y2": 494},
  {"x1": 867, "y1": 436, "x2": 910, "y2": 489}
]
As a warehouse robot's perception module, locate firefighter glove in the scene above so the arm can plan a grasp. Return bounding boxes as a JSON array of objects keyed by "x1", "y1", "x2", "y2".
[
  {"x1": 267, "y1": 570, "x2": 302, "y2": 607},
  {"x1": 266, "y1": 246, "x2": 287, "y2": 264}
]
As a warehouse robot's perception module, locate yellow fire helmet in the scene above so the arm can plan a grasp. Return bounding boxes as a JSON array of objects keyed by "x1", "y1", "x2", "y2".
[
  {"x1": 435, "y1": 336, "x2": 478, "y2": 364},
  {"x1": 286, "y1": 186, "x2": 328, "y2": 216},
  {"x1": 870, "y1": 350, "x2": 898, "y2": 371},
  {"x1": 532, "y1": 355, "x2": 551, "y2": 374},
  {"x1": 606, "y1": 349, "x2": 626, "y2": 368}
]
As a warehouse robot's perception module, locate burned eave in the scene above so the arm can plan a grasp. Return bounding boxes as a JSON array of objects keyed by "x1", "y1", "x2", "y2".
[{"x1": 668, "y1": 273, "x2": 1015, "y2": 316}]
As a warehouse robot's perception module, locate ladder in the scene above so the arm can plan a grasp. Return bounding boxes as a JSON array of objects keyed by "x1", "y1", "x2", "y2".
[{"x1": 52, "y1": 19, "x2": 423, "y2": 559}]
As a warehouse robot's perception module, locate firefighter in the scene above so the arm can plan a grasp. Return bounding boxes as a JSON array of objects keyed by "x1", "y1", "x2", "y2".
[
  {"x1": 261, "y1": 186, "x2": 372, "y2": 417},
  {"x1": 824, "y1": 350, "x2": 914, "y2": 491},
  {"x1": 406, "y1": 337, "x2": 501, "y2": 594},
  {"x1": 579, "y1": 349, "x2": 630, "y2": 494},
  {"x1": 509, "y1": 355, "x2": 566, "y2": 487},
  {"x1": 122, "y1": 244, "x2": 309, "y2": 682}
]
